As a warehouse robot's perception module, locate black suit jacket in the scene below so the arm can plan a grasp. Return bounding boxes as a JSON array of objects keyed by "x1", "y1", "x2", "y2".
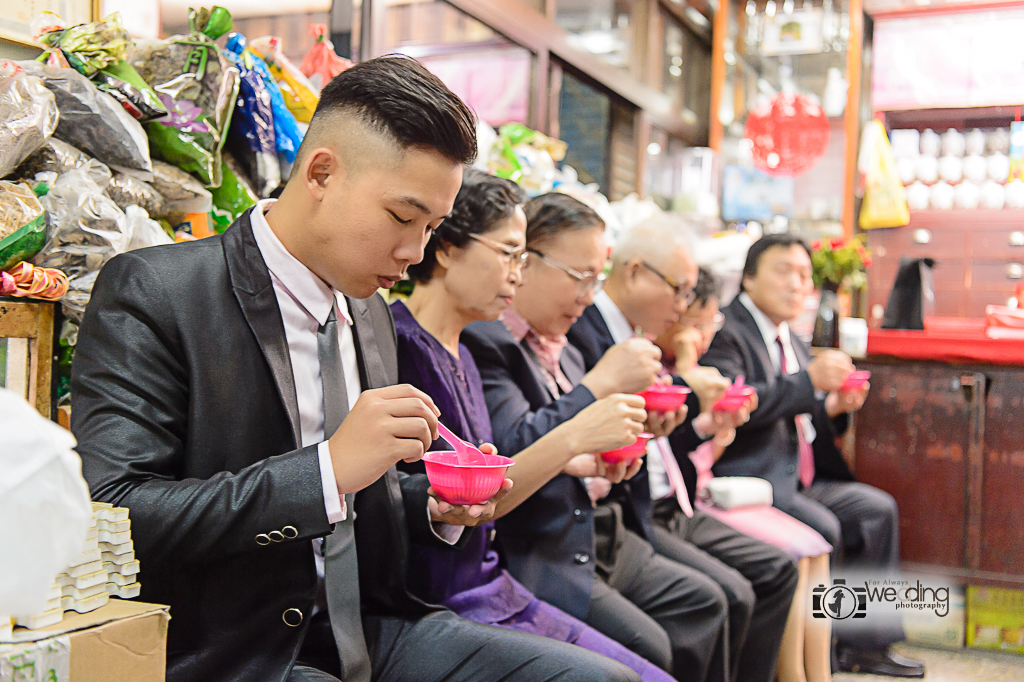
[
  {"x1": 461, "y1": 320, "x2": 599, "y2": 620},
  {"x1": 698, "y1": 298, "x2": 854, "y2": 503},
  {"x1": 72, "y1": 210, "x2": 450, "y2": 682},
  {"x1": 566, "y1": 305, "x2": 705, "y2": 539}
]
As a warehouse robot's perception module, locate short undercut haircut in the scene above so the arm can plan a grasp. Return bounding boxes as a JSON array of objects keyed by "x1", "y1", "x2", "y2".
[{"x1": 297, "y1": 55, "x2": 477, "y2": 166}]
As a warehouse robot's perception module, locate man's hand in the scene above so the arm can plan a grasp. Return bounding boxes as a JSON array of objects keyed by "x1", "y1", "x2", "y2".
[
  {"x1": 328, "y1": 384, "x2": 440, "y2": 494},
  {"x1": 564, "y1": 394, "x2": 647, "y2": 455},
  {"x1": 646, "y1": 405, "x2": 688, "y2": 439},
  {"x1": 672, "y1": 326, "x2": 704, "y2": 372},
  {"x1": 678, "y1": 366, "x2": 731, "y2": 413},
  {"x1": 807, "y1": 350, "x2": 854, "y2": 393},
  {"x1": 563, "y1": 453, "x2": 644, "y2": 482},
  {"x1": 428, "y1": 479, "x2": 514, "y2": 527},
  {"x1": 694, "y1": 392, "x2": 758, "y2": 438},
  {"x1": 825, "y1": 382, "x2": 869, "y2": 417},
  {"x1": 581, "y1": 338, "x2": 663, "y2": 399}
]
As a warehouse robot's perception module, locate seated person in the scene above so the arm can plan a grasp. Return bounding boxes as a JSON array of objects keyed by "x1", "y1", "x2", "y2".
[
  {"x1": 566, "y1": 216, "x2": 799, "y2": 682},
  {"x1": 71, "y1": 57, "x2": 641, "y2": 682},
  {"x1": 665, "y1": 266, "x2": 833, "y2": 682},
  {"x1": 699, "y1": 234, "x2": 924, "y2": 678},
  {"x1": 391, "y1": 168, "x2": 674, "y2": 681},
  {"x1": 464, "y1": 194, "x2": 739, "y2": 682}
]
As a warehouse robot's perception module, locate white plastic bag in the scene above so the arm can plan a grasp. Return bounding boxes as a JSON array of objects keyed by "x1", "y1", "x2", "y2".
[
  {"x1": 125, "y1": 204, "x2": 172, "y2": 251},
  {"x1": 0, "y1": 389, "x2": 92, "y2": 618},
  {"x1": 0, "y1": 67, "x2": 58, "y2": 179}
]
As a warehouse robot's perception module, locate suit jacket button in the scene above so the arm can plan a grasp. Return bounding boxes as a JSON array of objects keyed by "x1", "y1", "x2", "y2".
[
  {"x1": 255, "y1": 533, "x2": 271, "y2": 546},
  {"x1": 787, "y1": 464, "x2": 797, "y2": 474},
  {"x1": 573, "y1": 508, "x2": 586, "y2": 523},
  {"x1": 282, "y1": 525, "x2": 299, "y2": 539},
  {"x1": 282, "y1": 608, "x2": 303, "y2": 627},
  {"x1": 268, "y1": 530, "x2": 285, "y2": 543},
  {"x1": 573, "y1": 552, "x2": 591, "y2": 565}
]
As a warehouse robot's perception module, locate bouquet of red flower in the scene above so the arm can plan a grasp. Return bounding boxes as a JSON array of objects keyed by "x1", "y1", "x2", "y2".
[{"x1": 810, "y1": 236, "x2": 871, "y2": 290}]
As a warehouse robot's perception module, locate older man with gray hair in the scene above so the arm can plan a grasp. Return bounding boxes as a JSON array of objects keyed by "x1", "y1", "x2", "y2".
[{"x1": 567, "y1": 212, "x2": 799, "y2": 682}]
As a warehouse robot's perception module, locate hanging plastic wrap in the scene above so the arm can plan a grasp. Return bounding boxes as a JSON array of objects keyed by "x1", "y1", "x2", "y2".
[
  {"x1": 34, "y1": 12, "x2": 167, "y2": 123},
  {"x1": 34, "y1": 167, "x2": 130, "y2": 321},
  {"x1": 125, "y1": 204, "x2": 173, "y2": 251},
  {"x1": 17, "y1": 60, "x2": 153, "y2": 178},
  {"x1": 222, "y1": 32, "x2": 280, "y2": 197},
  {"x1": 300, "y1": 24, "x2": 352, "y2": 92},
  {"x1": 13, "y1": 138, "x2": 103, "y2": 181},
  {"x1": 105, "y1": 173, "x2": 169, "y2": 218},
  {"x1": 0, "y1": 388, "x2": 92, "y2": 620},
  {"x1": 0, "y1": 64, "x2": 59, "y2": 179},
  {"x1": 234, "y1": 34, "x2": 302, "y2": 168},
  {"x1": 149, "y1": 160, "x2": 213, "y2": 216},
  {"x1": 128, "y1": 6, "x2": 240, "y2": 186},
  {"x1": 248, "y1": 35, "x2": 319, "y2": 123}
]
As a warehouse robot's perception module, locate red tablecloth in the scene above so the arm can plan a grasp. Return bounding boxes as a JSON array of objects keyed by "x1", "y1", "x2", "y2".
[{"x1": 868, "y1": 329, "x2": 1024, "y2": 366}]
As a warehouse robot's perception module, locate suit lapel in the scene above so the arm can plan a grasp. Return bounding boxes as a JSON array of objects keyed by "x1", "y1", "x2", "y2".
[
  {"x1": 349, "y1": 297, "x2": 389, "y2": 391},
  {"x1": 224, "y1": 211, "x2": 302, "y2": 447},
  {"x1": 728, "y1": 298, "x2": 777, "y2": 384}
]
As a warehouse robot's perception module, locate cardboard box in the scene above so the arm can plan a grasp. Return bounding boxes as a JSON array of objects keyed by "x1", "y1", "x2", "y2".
[
  {"x1": 903, "y1": 585, "x2": 966, "y2": 650},
  {"x1": 1, "y1": 601, "x2": 169, "y2": 681},
  {"x1": 967, "y1": 585, "x2": 1024, "y2": 654}
]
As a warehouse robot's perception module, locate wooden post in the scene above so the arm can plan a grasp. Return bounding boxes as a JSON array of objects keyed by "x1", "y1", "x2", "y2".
[
  {"x1": 843, "y1": 0, "x2": 864, "y2": 238},
  {"x1": 0, "y1": 299, "x2": 55, "y2": 419},
  {"x1": 709, "y1": 0, "x2": 730, "y2": 151}
]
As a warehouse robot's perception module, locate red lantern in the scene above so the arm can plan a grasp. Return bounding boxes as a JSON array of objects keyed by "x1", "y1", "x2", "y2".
[{"x1": 744, "y1": 93, "x2": 831, "y2": 177}]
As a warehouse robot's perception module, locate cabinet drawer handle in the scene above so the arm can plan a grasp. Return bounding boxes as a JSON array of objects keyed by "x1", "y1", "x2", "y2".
[{"x1": 1007, "y1": 264, "x2": 1024, "y2": 280}]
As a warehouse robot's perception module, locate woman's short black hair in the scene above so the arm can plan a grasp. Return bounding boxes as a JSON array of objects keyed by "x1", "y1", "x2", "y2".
[
  {"x1": 304, "y1": 55, "x2": 477, "y2": 166},
  {"x1": 406, "y1": 168, "x2": 527, "y2": 284},
  {"x1": 524, "y1": 193, "x2": 604, "y2": 247},
  {"x1": 691, "y1": 266, "x2": 721, "y2": 308}
]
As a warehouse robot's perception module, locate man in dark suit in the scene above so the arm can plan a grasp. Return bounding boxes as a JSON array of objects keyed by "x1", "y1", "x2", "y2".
[
  {"x1": 71, "y1": 57, "x2": 639, "y2": 682},
  {"x1": 464, "y1": 194, "x2": 743, "y2": 682},
  {"x1": 700, "y1": 234, "x2": 924, "y2": 678},
  {"x1": 566, "y1": 214, "x2": 799, "y2": 682}
]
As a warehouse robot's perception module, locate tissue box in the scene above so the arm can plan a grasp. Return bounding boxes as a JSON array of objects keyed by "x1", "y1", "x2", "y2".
[{"x1": 1, "y1": 601, "x2": 169, "y2": 681}]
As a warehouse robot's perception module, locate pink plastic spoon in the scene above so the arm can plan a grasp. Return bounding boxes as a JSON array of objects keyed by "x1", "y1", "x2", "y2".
[{"x1": 436, "y1": 421, "x2": 488, "y2": 465}]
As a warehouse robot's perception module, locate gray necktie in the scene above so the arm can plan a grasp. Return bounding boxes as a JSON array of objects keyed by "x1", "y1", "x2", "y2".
[{"x1": 318, "y1": 306, "x2": 372, "y2": 682}]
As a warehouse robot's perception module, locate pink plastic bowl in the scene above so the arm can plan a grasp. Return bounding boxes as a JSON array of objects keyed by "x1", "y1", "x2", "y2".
[
  {"x1": 841, "y1": 370, "x2": 871, "y2": 391},
  {"x1": 600, "y1": 433, "x2": 654, "y2": 463},
  {"x1": 422, "y1": 451, "x2": 515, "y2": 505},
  {"x1": 712, "y1": 384, "x2": 757, "y2": 413},
  {"x1": 638, "y1": 385, "x2": 692, "y2": 412}
]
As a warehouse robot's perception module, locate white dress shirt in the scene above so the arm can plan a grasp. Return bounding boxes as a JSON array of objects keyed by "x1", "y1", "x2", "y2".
[
  {"x1": 249, "y1": 200, "x2": 460, "y2": 604},
  {"x1": 738, "y1": 293, "x2": 816, "y2": 443},
  {"x1": 592, "y1": 291, "x2": 677, "y2": 501}
]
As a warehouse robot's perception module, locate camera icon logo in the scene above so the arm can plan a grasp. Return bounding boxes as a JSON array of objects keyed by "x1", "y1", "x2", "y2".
[{"x1": 813, "y1": 579, "x2": 867, "y2": 619}]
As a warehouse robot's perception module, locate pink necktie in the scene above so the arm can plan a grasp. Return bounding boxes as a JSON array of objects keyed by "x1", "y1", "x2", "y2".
[
  {"x1": 655, "y1": 437, "x2": 694, "y2": 518},
  {"x1": 777, "y1": 337, "x2": 815, "y2": 488}
]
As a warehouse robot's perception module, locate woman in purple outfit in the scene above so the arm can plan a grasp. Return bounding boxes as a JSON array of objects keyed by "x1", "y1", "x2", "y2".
[{"x1": 391, "y1": 169, "x2": 675, "y2": 682}]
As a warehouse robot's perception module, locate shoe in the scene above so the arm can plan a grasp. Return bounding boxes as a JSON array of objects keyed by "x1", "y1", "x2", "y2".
[{"x1": 837, "y1": 645, "x2": 925, "y2": 677}]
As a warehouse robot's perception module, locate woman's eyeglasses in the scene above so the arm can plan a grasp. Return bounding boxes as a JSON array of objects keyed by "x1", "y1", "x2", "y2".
[
  {"x1": 467, "y1": 233, "x2": 529, "y2": 270},
  {"x1": 527, "y1": 249, "x2": 607, "y2": 295},
  {"x1": 641, "y1": 261, "x2": 697, "y2": 306}
]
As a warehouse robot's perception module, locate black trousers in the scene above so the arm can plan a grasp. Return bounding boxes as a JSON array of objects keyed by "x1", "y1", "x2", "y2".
[
  {"x1": 290, "y1": 608, "x2": 641, "y2": 682},
  {"x1": 775, "y1": 479, "x2": 904, "y2": 649},
  {"x1": 585, "y1": 525, "x2": 729, "y2": 682},
  {"x1": 649, "y1": 504, "x2": 799, "y2": 682}
]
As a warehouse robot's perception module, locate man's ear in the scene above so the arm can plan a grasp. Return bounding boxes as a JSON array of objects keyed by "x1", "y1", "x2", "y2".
[{"x1": 303, "y1": 148, "x2": 344, "y2": 201}]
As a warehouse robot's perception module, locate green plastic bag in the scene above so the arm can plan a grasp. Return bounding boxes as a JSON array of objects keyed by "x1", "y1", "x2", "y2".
[
  {"x1": 0, "y1": 181, "x2": 48, "y2": 272},
  {"x1": 210, "y1": 154, "x2": 257, "y2": 232}
]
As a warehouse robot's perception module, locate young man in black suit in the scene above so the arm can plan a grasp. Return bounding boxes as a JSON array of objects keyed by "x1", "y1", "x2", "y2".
[
  {"x1": 700, "y1": 234, "x2": 923, "y2": 678},
  {"x1": 566, "y1": 214, "x2": 799, "y2": 682},
  {"x1": 71, "y1": 57, "x2": 640, "y2": 682}
]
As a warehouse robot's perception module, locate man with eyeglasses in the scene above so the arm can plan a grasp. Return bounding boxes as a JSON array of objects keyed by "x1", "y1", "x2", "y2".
[{"x1": 567, "y1": 215, "x2": 800, "y2": 682}]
